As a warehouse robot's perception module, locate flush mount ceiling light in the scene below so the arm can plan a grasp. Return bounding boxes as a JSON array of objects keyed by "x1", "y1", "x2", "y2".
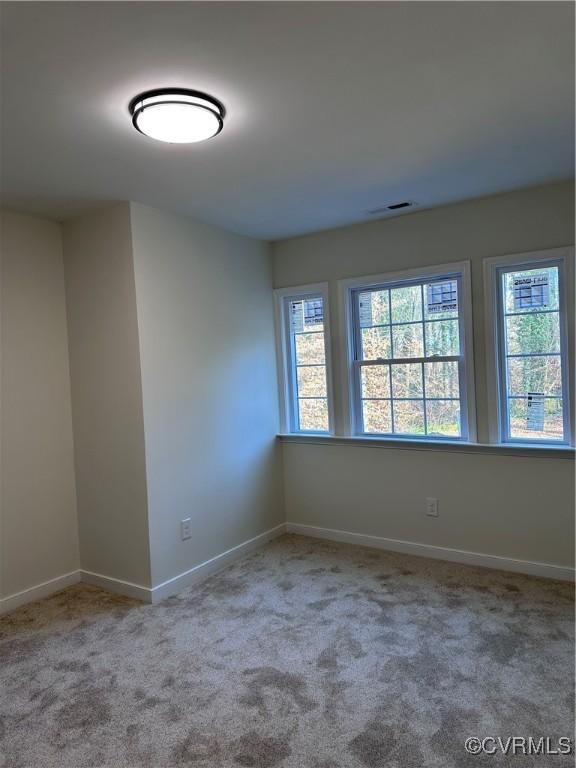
[{"x1": 129, "y1": 88, "x2": 225, "y2": 144}]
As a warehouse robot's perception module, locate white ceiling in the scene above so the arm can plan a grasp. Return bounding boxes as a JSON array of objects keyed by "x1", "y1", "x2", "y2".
[{"x1": 1, "y1": 2, "x2": 574, "y2": 240}]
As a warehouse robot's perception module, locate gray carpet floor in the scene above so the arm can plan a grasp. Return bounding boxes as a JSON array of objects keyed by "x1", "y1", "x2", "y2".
[{"x1": 0, "y1": 534, "x2": 573, "y2": 768}]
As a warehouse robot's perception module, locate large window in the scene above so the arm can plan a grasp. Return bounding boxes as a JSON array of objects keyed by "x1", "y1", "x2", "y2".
[
  {"x1": 275, "y1": 251, "x2": 572, "y2": 450},
  {"x1": 344, "y1": 264, "x2": 474, "y2": 440},
  {"x1": 275, "y1": 284, "x2": 333, "y2": 433},
  {"x1": 488, "y1": 252, "x2": 571, "y2": 444}
]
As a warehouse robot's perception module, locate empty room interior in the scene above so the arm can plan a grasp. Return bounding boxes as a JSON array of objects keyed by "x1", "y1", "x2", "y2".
[{"x1": 1, "y1": 2, "x2": 575, "y2": 767}]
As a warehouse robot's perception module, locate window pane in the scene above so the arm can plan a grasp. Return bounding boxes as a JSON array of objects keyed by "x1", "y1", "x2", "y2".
[
  {"x1": 503, "y1": 266, "x2": 559, "y2": 314},
  {"x1": 505, "y1": 312, "x2": 560, "y2": 355},
  {"x1": 498, "y1": 263, "x2": 568, "y2": 444},
  {"x1": 424, "y1": 279, "x2": 459, "y2": 320},
  {"x1": 362, "y1": 400, "x2": 392, "y2": 433},
  {"x1": 287, "y1": 293, "x2": 330, "y2": 434},
  {"x1": 391, "y1": 363, "x2": 423, "y2": 398},
  {"x1": 424, "y1": 361, "x2": 459, "y2": 399},
  {"x1": 351, "y1": 272, "x2": 468, "y2": 442},
  {"x1": 359, "y1": 290, "x2": 389, "y2": 327},
  {"x1": 295, "y1": 332, "x2": 325, "y2": 365},
  {"x1": 296, "y1": 366, "x2": 327, "y2": 397},
  {"x1": 361, "y1": 365, "x2": 390, "y2": 398},
  {"x1": 426, "y1": 400, "x2": 461, "y2": 437},
  {"x1": 298, "y1": 398, "x2": 328, "y2": 431},
  {"x1": 392, "y1": 323, "x2": 424, "y2": 358},
  {"x1": 361, "y1": 326, "x2": 391, "y2": 360},
  {"x1": 506, "y1": 355, "x2": 562, "y2": 397},
  {"x1": 391, "y1": 285, "x2": 422, "y2": 323},
  {"x1": 508, "y1": 397, "x2": 564, "y2": 441},
  {"x1": 425, "y1": 319, "x2": 460, "y2": 356},
  {"x1": 394, "y1": 400, "x2": 425, "y2": 434},
  {"x1": 290, "y1": 297, "x2": 324, "y2": 333},
  {"x1": 302, "y1": 298, "x2": 324, "y2": 331}
]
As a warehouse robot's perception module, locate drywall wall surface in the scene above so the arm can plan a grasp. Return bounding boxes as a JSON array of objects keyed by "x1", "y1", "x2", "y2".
[
  {"x1": 1, "y1": 212, "x2": 79, "y2": 597},
  {"x1": 283, "y1": 441, "x2": 574, "y2": 569},
  {"x1": 272, "y1": 181, "x2": 575, "y2": 441},
  {"x1": 130, "y1": 203, "x2": 283, "y2": 587},
  {"x1": 63, "y1": 204, "x2": 151, "y2": 587}
]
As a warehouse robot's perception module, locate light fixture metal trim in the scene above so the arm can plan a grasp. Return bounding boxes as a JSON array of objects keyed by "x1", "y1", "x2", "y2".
[{"x1": 129, "y1": 88, "x2": 225, "y2": 143}]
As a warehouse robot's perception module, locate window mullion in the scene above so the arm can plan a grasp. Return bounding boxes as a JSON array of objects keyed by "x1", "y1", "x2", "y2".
[
  {"x1": 287, "y1": 303, "x2": 300, "y2": 433},
  {"x1": 505, "y1": 352, "x2": 561, "y2": 359},
  {"x1": 420, "y1": 285, "x2": 428, "y2": 436},
  {"x1": 389, "y1": 364, "x2": 395, "y2": 433},
  {"x1": 497, "y1": 268, "x2": 511, "y2": 441},
  {"x1": 352, "y1": 290, "x2": 363, "y2": 434},
  {"x1": 387, "y1": 291, "x2": 395, "y2": 432},
  {"x1": 356, "y1": 355, "x2": 459, "y2": 366}
]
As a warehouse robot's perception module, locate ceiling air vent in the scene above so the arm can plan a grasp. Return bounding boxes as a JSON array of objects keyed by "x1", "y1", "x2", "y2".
[{"x1": 368, "y1": 200, "x2": 417, "y2": 215}]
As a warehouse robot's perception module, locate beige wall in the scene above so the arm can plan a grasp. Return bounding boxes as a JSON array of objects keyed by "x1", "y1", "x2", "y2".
[
  {"x1": 283, "y1": 442, "x2": 574, "y2": 568},
  {"x1": 63, "y1": 205, "x2": 152, "y2": 586},
  {"x1": 130, "y1": 203, "x2": 283, "y2": 587},
  {"x1": 1, "y1": 212, "x2": 79, "y2": 597},
  {"x1": 273, "y1": 181, "x2": 575, "y2": 569}
]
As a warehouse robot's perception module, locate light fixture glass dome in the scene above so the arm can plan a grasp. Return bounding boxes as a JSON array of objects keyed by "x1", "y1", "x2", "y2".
[{"x1": 129, "y1": 89, "x2": 225, "y2": 143}]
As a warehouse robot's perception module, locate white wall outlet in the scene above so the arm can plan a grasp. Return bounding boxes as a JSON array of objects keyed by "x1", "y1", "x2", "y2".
[
  {"x1": 180, "y1": 518, "x2": 192, "y2": 540},
  {"x1": 426, "y1": 498, "x2": 439, "y2": 517}
]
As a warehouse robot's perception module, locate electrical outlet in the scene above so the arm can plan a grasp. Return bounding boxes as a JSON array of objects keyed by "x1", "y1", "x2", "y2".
[
  {"x1": 180, "y1": 518, "x2": 192, "y2": 540},
  {"x1": 426, "y1": 498, "x2": 439, "y2": 517}
]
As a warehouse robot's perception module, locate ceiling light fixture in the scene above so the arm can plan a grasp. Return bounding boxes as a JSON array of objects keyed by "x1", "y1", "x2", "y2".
[{"x1": 129, "y1": 88, "x2": 225, "y2": 144}]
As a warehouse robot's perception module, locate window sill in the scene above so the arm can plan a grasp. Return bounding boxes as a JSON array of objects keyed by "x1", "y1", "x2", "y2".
[{"x1": 277, "y1": 433, "x2": 575, "y2": 459}]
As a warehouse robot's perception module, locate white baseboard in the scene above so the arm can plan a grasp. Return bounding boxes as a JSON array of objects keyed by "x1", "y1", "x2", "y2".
[
  {"x1": 0, "y1": 570, "x2": 81, "y2": 616},
  {"x1": 81, "y1": 522, "x2": 288, "y2": 604},
  {"x1": 151, "y1": 523, "x2": 287, "y2": 602},
  {"x1": 80, "y1": 570, "x2": 152, "y2": 603},
  {"x1": 2, "y1": 522, "x2": 570, "y2": 617},
  {"x1": 286, "y1": 522, "x2": 575, "y2": 582},
  {"x1": 0, "y1": 524, "x2": 287, "y2": 615}
]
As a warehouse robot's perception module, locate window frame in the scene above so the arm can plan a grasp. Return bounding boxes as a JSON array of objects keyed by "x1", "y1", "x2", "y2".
[
  {"x1": 274, "y1": 282, "x2": 335, "y2": 435},
  {"x1": 339, "y1": 261, "x2": 476, "y2": 442},
  {"x1": 484, "y1": 246, "x2": 574, "y2": 447}
]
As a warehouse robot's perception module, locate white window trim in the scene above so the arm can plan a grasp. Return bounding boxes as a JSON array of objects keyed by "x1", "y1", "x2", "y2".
[
  {"x1": 338, "y1": 261, "x2": 477, "y2": 442},
  {"x1": 274, "y1": 282, "x2": 335, "y2": 435},
  {"x1": 484, "y1": 246, "x2": 574, "y2": 447}
]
